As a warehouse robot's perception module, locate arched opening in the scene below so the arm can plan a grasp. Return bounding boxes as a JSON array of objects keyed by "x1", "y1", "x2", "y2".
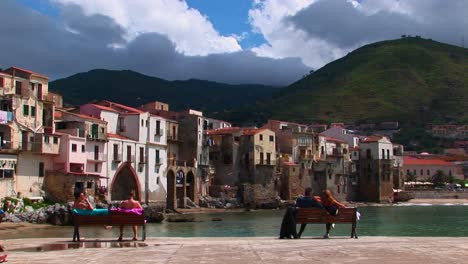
[
  {"x1": 111, "y1": 164, "x2": 141, "y2": 201},
  {"x1": 176, "y1": 170, "x2": 185, "y2": 208},
  {"x1": 186, "y1": 171, "x2": 195, "y2": 202},
  {"x1": 166, "y1": 170, "x2": 176, "y2": 210}
]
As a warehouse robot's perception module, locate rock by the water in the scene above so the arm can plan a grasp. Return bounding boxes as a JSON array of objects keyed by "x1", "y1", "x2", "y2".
[{"x1": 166, "y1": 215, "x2": 195, "y2": 222}]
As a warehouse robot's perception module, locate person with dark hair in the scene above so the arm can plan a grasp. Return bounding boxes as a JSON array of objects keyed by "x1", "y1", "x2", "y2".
[
  {"x1": 73, "y1": 192, "x2": 94, "y2": 210},
  {"x1": 296, "y1": 187, "x2": 324, "y2": 238},
  {"x1": 321, "y1": 189, "x2": 346, "y2": 238},
  {"x1": 118, "y1": 191, "x2": 142, "y2": 241}
]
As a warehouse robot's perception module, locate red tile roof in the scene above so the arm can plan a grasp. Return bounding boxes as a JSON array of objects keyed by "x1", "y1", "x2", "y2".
[
  {"x1": 325, "y1": 136, "x2": 346, "y2": 144},
  {"x1": 89, "y1": 104, "x2": 119, "y2": 113},
  {"x1": 5, "y1": 66, "x2": 49, "y2": 79},
  {"x1": 107, "y1": 133, "x2": 132, "y2": 140},
  {"x1": 404, "y1": 157, "x2": 454, "y2": 166},
  {"x1": 205, "y1": 127, "x2": 242, "y2": 135},
  {"x1": 98, "y1": 100, "x2": 144, "y2": 113},
  {"x1": 361, "y1": 136, "x2": 383, "y2": 143},
  {"x1": 350, "y1": 146, "x2": 360, "y2": 151},
  {"x1": 243, "y1": 128, "x2": 266, "y2": 136}
]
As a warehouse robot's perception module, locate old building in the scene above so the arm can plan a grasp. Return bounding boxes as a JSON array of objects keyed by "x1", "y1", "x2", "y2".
[
  {"x1": 0, "y1": 67, "x2": 61, "y2": 199},
  {"x1": 357, "y1": 136, "x2": 394, "y2": 203},
  {"x1": 403, "y1": 156, "x2": 463, "y2": 181}
]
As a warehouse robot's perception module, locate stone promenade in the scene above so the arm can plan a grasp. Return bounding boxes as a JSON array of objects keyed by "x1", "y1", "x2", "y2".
[{"x1": 2, "y1": 236, "x2": 468, "y2": 264}]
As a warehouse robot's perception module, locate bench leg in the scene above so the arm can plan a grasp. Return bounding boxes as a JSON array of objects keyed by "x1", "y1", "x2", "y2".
[{"x1": 142, "y1": 224, "x2": 146, "y2": 241}]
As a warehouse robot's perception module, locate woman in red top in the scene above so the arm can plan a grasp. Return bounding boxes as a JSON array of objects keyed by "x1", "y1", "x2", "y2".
[{"x1": 321, "y1": 189, "x2": 346, "y2": 238}]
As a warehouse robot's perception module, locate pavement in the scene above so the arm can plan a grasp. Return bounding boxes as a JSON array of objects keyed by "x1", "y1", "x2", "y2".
[{"x1": 2, "y1": 236, "x2": 468, "y2": 264}]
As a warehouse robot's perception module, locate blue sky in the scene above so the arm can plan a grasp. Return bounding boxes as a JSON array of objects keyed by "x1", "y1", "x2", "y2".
[{"x1": 186, "y1": 0, "x2": 266, "y2": 48}]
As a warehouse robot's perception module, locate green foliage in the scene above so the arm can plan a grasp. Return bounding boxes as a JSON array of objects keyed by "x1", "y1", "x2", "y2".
[
  {"x1": 431, "y1": 170, "x2": 452, "y2": 187},
  {"x1": 49, "y1": 70, "x2": 279, "y2": 117},
  {"x1": 263, "y1": 37, "x2": 468, "y2": 125},
  {"x1": 406, "y1": 172, "x2": 417, "y2": 182}
]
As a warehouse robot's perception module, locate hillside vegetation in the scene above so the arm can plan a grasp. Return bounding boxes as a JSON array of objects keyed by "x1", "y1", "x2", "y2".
[
  {"x1": 265, "y1": 37, "x2": 468, "y2": 125},
  {"x1": 49, "y1": 69, "x2": 278, "y2": 113}
]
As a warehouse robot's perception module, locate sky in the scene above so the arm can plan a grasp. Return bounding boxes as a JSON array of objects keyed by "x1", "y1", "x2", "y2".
[{"x1": 1, "y1": 0, "x2": 468, "y2": 86}]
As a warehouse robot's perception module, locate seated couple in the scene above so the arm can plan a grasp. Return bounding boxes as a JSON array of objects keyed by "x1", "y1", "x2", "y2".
[
  {"x1": 74, "y1": 191, "x2": 142, "y2": 241},
  {"x1": 296, "y1": 188, "x2": 346, "y2": 239}
]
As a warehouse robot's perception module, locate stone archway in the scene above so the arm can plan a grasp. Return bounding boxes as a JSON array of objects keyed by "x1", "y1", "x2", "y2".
[
  {"x1": 166, "y1": 170, "x2": 176, "y2": 210},
  {"x1": 186, "y1": 171, "x2": 195, "y2": 202},
  {"x1": 111, "y1": 163, "x2": 141, "y2": 201}
]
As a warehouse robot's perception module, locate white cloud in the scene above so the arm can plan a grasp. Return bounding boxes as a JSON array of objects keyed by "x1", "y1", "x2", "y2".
[
  {"x1": 51, "y1": 0, "x2": 242, "y2": 55},
  {"x1": 248, "y1": 0, "x2": 468, "y2": 69}
]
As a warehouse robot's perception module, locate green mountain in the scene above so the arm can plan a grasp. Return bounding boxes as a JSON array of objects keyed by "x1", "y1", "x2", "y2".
[
  {"x1": 49, "y1": 69, "x2": 279, "y2": 113},
  {"x1": 265, "y1": 37, "x2": 468, "y2": 125}
]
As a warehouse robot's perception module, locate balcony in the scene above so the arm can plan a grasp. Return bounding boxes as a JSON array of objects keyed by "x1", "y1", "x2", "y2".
[
  {"x1": 87, "y1": 153, "x2": 107, "y2": 163},
  {"x1": 112, "y1": 153, "x2": 123, "y2": 163},
  {"x1": 155, "y1": 158, "x2": 162, "y2": 167},
  {"x1": 175, "y1": 160, "x2": 195, "y2": 167},
  {"x1": 0, "y1": 85, "x2": 15, "y2": 95},
  {"x1": 86, "y1": 133, "x2": 107, "y2": 142},
  {"x1": 257, "y1": 160, "x2": 276, "y2": 166},
  {"x1": 138, "y1": 156, "x2": 146, "y2": 164}
]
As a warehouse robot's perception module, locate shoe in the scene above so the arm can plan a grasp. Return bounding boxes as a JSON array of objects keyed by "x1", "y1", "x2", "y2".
[
  {"x1": 331, "y1": 224, "x2": 335, "y2": 229},
  {"x1": 117, "y1": 236, "x2": 123, "y2": 241},
  {"x1": 132, "y1": 237, "x2": 138, "y2": 241},
  {"x1": 323, "y1": 234, "x2": 330, "y2": 239}
]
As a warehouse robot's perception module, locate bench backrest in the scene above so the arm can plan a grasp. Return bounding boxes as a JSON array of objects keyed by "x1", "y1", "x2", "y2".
[
  {"x1": 296, "y1": 208, "x2": 357, "y2": 224},
  {"x1": 74, "y1": 214, "x2": 145, "y2": 226}
]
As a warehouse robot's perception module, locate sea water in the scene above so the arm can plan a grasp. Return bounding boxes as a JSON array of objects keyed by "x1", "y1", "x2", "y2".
[{"x1": 3, "y1": 205, "x2": 468, "y2": 239}]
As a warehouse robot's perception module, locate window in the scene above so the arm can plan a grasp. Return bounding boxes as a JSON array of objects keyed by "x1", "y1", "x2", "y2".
[
  {"x1": 81, "y1": 145, "x2": 85, "y2": 152},
  {"x1": 87, "y1": 182, "x2": 93, "y2": 189},
  {"x1": 381, "y1": 149, "x2": 385, "y2": 159},
  {"x1": 387, "y1": 149, "x2": 390, "y2": 159},
  {"x1": 44, "y1": 136, "x2": 50, "y2": 143},
  {"x1": 30, "y1": 82, "x2": 35, "y2": 91},
  {"x1": 156, "y1": 120, "x2": 161, "y2": 135},
  {"x1": 139, "y1": 147, "x2": 144, "y2": 163},
  {"x1": 407, "y1": 169, "x2": 410, "y2": 175},
  {"x1": 269, "y1": 135, "x2": 274, "y2": 142},
  {"x1": 259, "y1": 152, "x2": 264, "y2": 164},
  {"x1": 427, "y1": 169, "x2": 430, "y2": 176},
  {"x1": 267, "y1": 153, "x2": 271, "y2": 165},
  {"x1": 127, "y1": 145, "x2": 132, "y2": 162},
  {"x1": 15, "y1": 81, "x2": 22, "y2": 95},
  {"x1": 23, "y1": 105, "x2": 29, "y2": 116},
  {"x1": 366, "y1": 149, "x2": 372, "y2": 159},
  {"x1": 94, "y1": 163, "x2": 99, "y2": 172},
  {"x1": 156, "y1": 177, "x2": 160, "y2": 185},
  {"x1": 141, "y1": 119, "x2": 144, "y2": 127},
  {"x1": 145, "y1": 120, "x2": 148, "y2": 127},
  {"x1": 53, "y1": 137, "x2": 58, "y2": 144},
  {"x1": 0, "y1": 77, "x2": 3, "y2": 87},
  {"x1": 449, "y1": 170, "x2": 452, "y2": 176},
  {"x1": 38, "y1": 162, "x2": 45, "y2": 177},
  {"x1": 259, "y1": 134, "x2": 263, "y2": 141},
  {"x1": 420, "y1": 169, "x2": 424, "y2": 175},
  {"x1": 113, "y1": 144, "x2": 119, "y2": 160},
  {"x1": 72, "y1": 144, "x2": 77, "y2": 152},
  {"x1": 101, "y1": 127, "x2": 104, "y2": 134},
  {"x1": 155, "y1": 150, "x2": 160, "y2": 164}
]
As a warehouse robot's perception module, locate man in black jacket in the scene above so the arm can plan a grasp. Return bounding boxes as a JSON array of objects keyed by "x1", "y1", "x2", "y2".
[{"x1": 296, "y1": 187, "x2": 324, "y2": 238}]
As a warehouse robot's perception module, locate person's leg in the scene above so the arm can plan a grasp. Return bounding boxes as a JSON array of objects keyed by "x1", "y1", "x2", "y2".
[
  {"x1": 324, "y1": 223, "x2": 331, "y2": 238},
  {"x1": 132, "y1": 225, "x2": 138, "y2": 240},
  {"x1": 118, "y1": 225, "x2": 124, "y2": 241},
  {"x1": 298, "y1": 224, "x2": 307, "y2": 238}
]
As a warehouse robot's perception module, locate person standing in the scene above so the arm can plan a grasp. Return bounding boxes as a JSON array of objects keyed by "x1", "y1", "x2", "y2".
[{"x1": 118, "y1": 191, "x2": 142, "y2": 241}]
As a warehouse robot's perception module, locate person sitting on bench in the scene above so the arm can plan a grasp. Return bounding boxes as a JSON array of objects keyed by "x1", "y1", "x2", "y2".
[
  {"x1": 321, "y1": 189, "x2": 346, "y2": 238},
  {"x1": 74, "y1": 192, "x2": 94, "y2": 210},
  {"x1": 118, "y1": 191, "x2": 142, "y2": 241},
  {"x1": 296, "y1": 187, "x2": 324, "y2": 238}
]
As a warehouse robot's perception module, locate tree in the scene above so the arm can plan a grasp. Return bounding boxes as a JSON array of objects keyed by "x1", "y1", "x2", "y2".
[
  {"x1": 406, "y1": 171, "x2": 417, "y2": 182},
  {"x1": 432, "y1": 170, "x2": 450, "y2": 187}
]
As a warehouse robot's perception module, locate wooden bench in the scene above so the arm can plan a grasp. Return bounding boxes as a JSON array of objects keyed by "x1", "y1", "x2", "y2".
[
  {"x1": 295, "y1": 207, "x2": 358, "y2": 238},
  {"x1": 73, "y1": 211, "x2": 146, "y2": 242}
]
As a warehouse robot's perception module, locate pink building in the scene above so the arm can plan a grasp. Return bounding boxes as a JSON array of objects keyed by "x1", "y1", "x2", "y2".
[{"x1": 403, "y1": 156, "x2": 463, "y2": 181}]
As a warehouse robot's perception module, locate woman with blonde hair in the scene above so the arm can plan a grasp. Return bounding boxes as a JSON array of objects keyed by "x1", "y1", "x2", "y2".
[{"x1": 321, "y1": 189, "x2": 346, "y2": 238}]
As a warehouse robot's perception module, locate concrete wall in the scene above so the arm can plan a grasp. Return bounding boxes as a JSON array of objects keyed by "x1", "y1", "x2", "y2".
[
  {"x1": 409, "y1": 190, "x2": 468, "y2": 199},
  {"x1": 0, "y1": 154, "x2": 17, "y2": 198},
  {"x1": 16, "y1": 152, "x2": 54, "y2": 197}
]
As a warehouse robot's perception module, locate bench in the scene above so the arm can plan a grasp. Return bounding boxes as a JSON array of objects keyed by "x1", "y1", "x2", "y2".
[
  {"x1": 295, "y1": 207, "x2": 358, "y2": 238},
  {"x1": 73, "y1": 210, "x2": 146, "y2": 242}
]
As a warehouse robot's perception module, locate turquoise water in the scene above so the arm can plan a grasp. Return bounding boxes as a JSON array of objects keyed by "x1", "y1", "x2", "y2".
[{"x1": 3, "y1": 205, "x2": 468, "y2": 239}]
